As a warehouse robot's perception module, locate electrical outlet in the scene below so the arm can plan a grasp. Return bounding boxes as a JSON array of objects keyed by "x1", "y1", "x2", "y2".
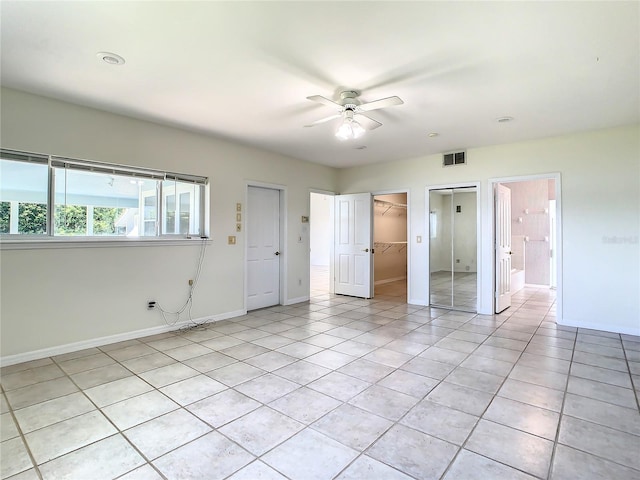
[
  {"x1": 228, "y1": 236, "x2": 236, "y2": 245},
  {"x1": 188, "y1": 279, "x2": 194, "y2": 286}
]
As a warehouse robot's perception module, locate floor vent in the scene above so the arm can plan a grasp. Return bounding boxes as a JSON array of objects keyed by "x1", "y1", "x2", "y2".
[{"x1": 443, "y1": 151, "x2": 466, "y2": 167}]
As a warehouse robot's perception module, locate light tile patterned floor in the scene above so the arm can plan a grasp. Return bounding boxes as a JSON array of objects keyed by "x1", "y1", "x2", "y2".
[{"x1": 1, "y1": 284, "x2": 639, "y2": 479}]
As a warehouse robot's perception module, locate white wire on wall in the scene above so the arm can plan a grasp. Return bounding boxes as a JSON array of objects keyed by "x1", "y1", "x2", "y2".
[{"x1": 154, "y1": 238, "x2": 209, "y2": 329}]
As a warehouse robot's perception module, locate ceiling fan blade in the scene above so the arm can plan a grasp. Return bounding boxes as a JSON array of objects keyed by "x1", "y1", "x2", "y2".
[
  {"x1": 304, "y1": 113, "x2": 342, "y2": 127},
  {"x1": 307, "y1": 95, "x2": 343, "y2": 109},
  {"x1": 354, "y1": 114, "x2": 382, "y2": 130},
  {"x1": 358, "y1": 96, "x2": 404, "y2": 112}
]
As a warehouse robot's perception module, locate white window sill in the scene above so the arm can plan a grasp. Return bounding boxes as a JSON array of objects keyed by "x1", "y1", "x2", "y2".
[{"x1": 0, "y1": 236, "x2": 212, "y2": 250}]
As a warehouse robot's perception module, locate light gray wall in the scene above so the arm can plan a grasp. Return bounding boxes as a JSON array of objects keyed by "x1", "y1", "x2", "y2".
[
  {"x1": 2, "y1": 87, "x2": 639, "y2": 361},
  {"x1": 0, "y1": 88, "x2": 338, "y2": 358},
  {"x1": 339, "y1": 124, "x2": 640, "y2": 335}
]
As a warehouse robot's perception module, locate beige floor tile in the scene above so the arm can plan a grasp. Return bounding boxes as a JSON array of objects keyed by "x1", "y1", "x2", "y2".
[
  {"x1": 13, "y1": 392, "x2": 94, "y2": 433},
  {"x1": 84, "y1": 376, "x2": 154, "y2": 408},
  {"x1": 368, "y1": 424, "x2": 458, "y2": 479},
  {"x1": 124, "y1": 409, "x2": 211, "y2": 459},
  {"x1": 102, "y1": 390, "x2": 179, "y2": 430},
  {"x1": 25, "y1": 410, "x2": 116, "y2": 464},
  {"x1": 187, "y1": 389, "x2": 260, "y2": 427},
  {"x1": 312, "y1": 403, "x2": 392, "y2": 450},
  {"x1": 117, "y1": 464, "x2": 164, "y2": 480},
  {"x1": 38, "y1": 434, "x2": 144, "y2": 480},
  {"x1": 551, "y1": 444, "x2": 640, "y2": 480},
  {"x1": 139, "y1": 363, "x2": 199, "y2": 388},
  {"x1": 562, "y1": 393, "x2": 640, "y2": 436},
  {"x1": 5, "y1": 377, "x2": 78, "y2": 410},
  {"x1": 401, "y1": 399, "x2": 478, "y2": 445},
  {"x1": 1, "y1": 364, "x2": 65, "y2": 391},
  {"x1": 227, "y1": 461, "x2": 287, "y2": 480},
  {"x1": 57, "y1": 352, "x2": 115, "y2": 375},
  {"x1": 377, "y1": 369, "x2": 438, "y2": 398},
  {"x1": 270, "y1": 387, "x2": 341, "y2": 424},
  {"x1": 466, "y1": 419, "x2": 554, "y2": 478},
  {"x1": 153, "y1": 431, "x2": 254, "y2": 480},
  {"x1": 0, "y1": 412, "x2": 19, "y2": 442},
  {"x1": 349, "y1": 385, "x2": 418, "y2": 421},
  {"x1": 443, "y1": 449, "x2": 537, "y2": 480},
  {"x1": 121, "y1": 352, "x2": 176, "y2": 374},
  {"x1": 484, "y1": 396, "x2": 560, "y2": 440},
  {"x1": 0, "y1": 437, "x2": 33, "y2": 479},
  {"x1": 220, "y1": 406, "x2": 304, "y2": 456},
  {"x1": 336, "y1": 456, "x2": 412, "y2": 480},
  {"x1": 70, "y1": 363, "x2": 132, "y2": 389},
  {"x1": 159, "y1": 374, "x2": 226, "y2": 406},
  {"x1": 234, "y1": 373, "x2": 299, "y2": 404},
  {"x1": 262, "y1": 429, "x2": 358, "y2": 480}
]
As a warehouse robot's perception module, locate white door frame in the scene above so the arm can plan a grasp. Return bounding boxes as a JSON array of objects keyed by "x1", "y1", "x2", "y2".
[
  {"x1": 488, "y1": 173, "x2": 562, "y2": 320},
  {"x1": 244, "y1": 181, "x2": 287, "y2": 310},
  {"x1": 426, "y1": 182, "x2": 482, "y2": 312},
  {"x1": 372, "y1": 189, "x2": 410, "y2": 302},
  {"x1": 309, "y1": 189, "x2": 335, "y2": 295}
]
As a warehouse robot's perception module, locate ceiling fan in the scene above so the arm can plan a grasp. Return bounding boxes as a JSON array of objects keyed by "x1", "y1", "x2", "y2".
[{"x1": 305, "y1": 90, "x2": 403, "y2": 140}]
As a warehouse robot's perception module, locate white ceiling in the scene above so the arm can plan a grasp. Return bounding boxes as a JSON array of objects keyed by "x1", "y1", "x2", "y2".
[{"x1": 1, "y1": 1, "x2": 638, "y2": 168}]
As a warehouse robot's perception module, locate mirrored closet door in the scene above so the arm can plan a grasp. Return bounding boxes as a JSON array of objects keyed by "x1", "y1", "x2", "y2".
[{"x1": 429, "y1": 187, "x2": 477, "y2": 311}]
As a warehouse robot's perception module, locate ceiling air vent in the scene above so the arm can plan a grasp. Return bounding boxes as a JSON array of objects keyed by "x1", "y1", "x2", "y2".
[{"x1": 443, "y1": 151, "x2": 466, "y2": 167}]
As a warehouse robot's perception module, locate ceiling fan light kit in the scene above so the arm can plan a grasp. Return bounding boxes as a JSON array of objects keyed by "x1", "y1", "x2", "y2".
[
  {"x1": 306, "y1": 90, "x2": 403, "y2": 141},
  {"x1": 335, "y1": 109, "x2": 366, "y2": 140}
]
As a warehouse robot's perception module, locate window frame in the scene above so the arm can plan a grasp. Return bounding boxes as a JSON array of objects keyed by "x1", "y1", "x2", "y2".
[{"x1": 0, "y1": 149, "x2": 209, "y2": 248}]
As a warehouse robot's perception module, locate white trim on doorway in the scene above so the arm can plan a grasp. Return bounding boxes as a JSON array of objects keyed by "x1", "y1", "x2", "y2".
[
  {"x1": 487, "y1": 173, "x2": 563, "y2": 321},
  {"x1": 245, "y1": 181, "x2": 288, "y2": 309}
]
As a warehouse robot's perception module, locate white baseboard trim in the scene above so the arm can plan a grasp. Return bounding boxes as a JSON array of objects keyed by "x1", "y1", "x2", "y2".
[
  {"x1": 0, "y1": 309, "x2": 247, "y2": 367},
  {"x1": 557, "y1": 317, "x2": 640, "y2": 336},
  {"x1": 374, "y1": 276, "x2": 407, "y2": 286},
  {"x1": 284, "y1": 296, "x2": 310, "y2": 306}
]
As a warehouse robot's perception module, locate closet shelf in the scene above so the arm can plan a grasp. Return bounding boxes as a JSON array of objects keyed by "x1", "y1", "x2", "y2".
[
  {"x1": 374, "y1": 241, "x2": 407, "y2": 253},
  {"x1": 374, "y1": 199, "x2": 407, "y2": 216}
]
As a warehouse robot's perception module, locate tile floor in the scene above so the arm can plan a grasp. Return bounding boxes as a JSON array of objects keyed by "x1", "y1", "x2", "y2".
[{"x1": 1, "y1": 283, "x2": 639, "y2": 479}]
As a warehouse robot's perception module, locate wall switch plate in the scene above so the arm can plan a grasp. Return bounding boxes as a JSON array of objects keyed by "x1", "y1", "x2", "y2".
[
  {"x1": 301, "y1": 216, "x2": 309, "y2": 223},
  {"x1": 228, "y1": 236, "x2": 236, "y2": 245},
  {"x1": 236, "y1": 213, "x2": 241, "y2": 222},
  {"x1": 236, "y1": 223, "x2": 241, "y2": 232},
  {"x1": 417, "y1": 235, "x2": 422, "y2": 243},
  {"x1": 236, "y1": 203, "x2": 242, "y2": 212}
]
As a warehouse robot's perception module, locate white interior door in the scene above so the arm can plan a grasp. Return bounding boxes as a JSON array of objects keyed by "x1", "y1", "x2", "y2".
[
  {"x1": 334, "y1": 193, "x2": 373, "y2": 298},
  {"x1": 247, "y1": 186, "x2": 280, "y2": 310},
  {"x1": 495, "y1": 183, "x2": 512, "y2": 313}
]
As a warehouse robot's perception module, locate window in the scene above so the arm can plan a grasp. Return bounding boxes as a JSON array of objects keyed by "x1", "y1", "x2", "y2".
[
  {"x1": 0, "y1": 152, "x2": 49, "y2": 235},
  {"x1": 0, "y1": 149, "x2": 208, "y2": 240}
]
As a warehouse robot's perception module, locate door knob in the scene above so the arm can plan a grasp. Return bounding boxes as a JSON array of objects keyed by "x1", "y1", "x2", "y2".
[
  {"x1": 363, "y1": 248, "x2": 369, "y2": 252},
  {"x1": 275, "y1": 251, "x2": 280, "y2": 256}
]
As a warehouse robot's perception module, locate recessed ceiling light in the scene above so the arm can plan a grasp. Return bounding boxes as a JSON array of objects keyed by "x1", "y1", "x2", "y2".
[
  {"x1": 427, "y1": 132, "x2": 439, "y2": 138},
  {"x1": 496, "y1": 116, "x2": 514, "y2": 123},
  {"x1": 97, "y1": 52, "x2": 125, "y2": 65}
]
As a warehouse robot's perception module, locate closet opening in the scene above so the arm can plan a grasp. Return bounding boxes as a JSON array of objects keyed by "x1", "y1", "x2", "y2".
[
  {"x1": 373, "y1": 192, "x2": 408, "y2": 300},
  {"x1": 429, "y1": 186, "x2": 478, "y2": 312}
]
